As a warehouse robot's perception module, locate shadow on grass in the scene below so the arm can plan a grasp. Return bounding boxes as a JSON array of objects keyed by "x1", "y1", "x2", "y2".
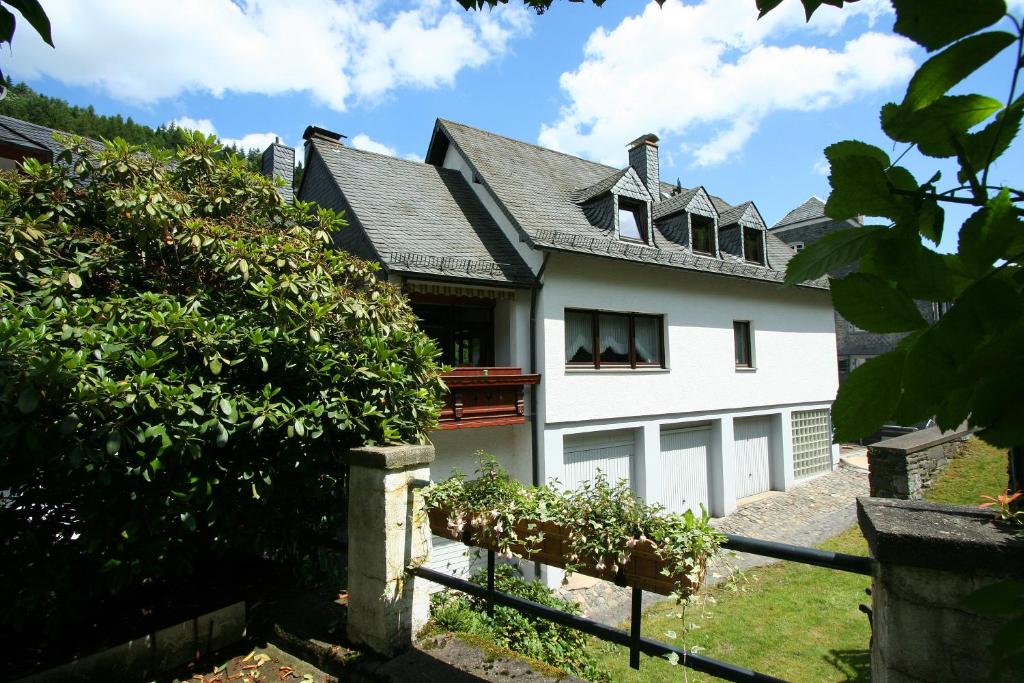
[{"x1": 823, "y1": 648, "x2": 870, "y2": 683}]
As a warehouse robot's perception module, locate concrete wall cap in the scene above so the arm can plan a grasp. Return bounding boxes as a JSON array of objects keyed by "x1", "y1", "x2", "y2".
[
  {"x1": 870, "y1": 423, "x2": 971, "y2": 456},
  {"x1": 858, "y1": 497, "x2": 1024, "y2": 578},
  {"x1": 344, "y1": 444, "x2": 435, "y2": 470}
]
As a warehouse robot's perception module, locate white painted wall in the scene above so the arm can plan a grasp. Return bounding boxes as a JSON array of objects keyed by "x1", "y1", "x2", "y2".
[
  {"x1": 429, "y1": 422, "x2": 531, "y2": 483},
  {"x1": 539, "y1": 253, "x2": 838, "y2": 425}
]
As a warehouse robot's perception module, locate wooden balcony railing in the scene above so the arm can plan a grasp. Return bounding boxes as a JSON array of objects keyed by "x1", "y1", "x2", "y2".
[{"x1": 438, "y1": 367, "x2": 541, "y2": 430}]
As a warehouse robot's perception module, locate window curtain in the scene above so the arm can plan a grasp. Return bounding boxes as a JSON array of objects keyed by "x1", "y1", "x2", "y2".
[
  {"x1": 634, "y1": 317, "x2": 659, "y2": 364},
  {"x1": 599, "y1": 313, "x2": 630, "y2": 362},
  {"x1": 565, "y1": 311, "x2": 593, "y2": 362}
]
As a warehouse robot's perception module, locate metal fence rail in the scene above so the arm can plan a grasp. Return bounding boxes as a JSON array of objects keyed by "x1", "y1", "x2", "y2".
[{"x1": 414, "y1": 531, "x2": 874, "y2": 683}]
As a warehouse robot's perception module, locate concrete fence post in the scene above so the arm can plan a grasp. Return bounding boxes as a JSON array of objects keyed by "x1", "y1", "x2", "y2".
[
  {"x1": 858, "y1": 497, "x2": 1024, "y2": 682},
  {"x1": 867, "y1": 425, "x2": 970, "y2": 499},
  {"x1": 343, "y1": 444, "x2": 434, "y2": 657}
]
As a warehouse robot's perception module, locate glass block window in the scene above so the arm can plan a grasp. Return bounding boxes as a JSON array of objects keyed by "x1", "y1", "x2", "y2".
[{"x1": 792, "y1": 409, "x2": 833, "y2": 479}]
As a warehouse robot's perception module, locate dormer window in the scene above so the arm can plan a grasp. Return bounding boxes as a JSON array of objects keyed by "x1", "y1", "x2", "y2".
[
  {"x1": 618, "y1": 199, "x2": 646, "y2": 242},
  {"x1": 691, "y1": 215, "x2": 714, "y2": 254},
  {"x1": 743, "y1": 227, "x2": 765, "y2": 264}
]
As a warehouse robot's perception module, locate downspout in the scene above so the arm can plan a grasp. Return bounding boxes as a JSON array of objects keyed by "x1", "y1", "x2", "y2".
[{"x1": 529, "y1": 252, "x2": 550, "y2": 580}]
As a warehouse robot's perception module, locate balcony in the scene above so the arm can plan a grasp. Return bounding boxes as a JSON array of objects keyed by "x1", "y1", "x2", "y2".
[{"x1": 438, "y1": 367, "x2": 541, "y2": 430}]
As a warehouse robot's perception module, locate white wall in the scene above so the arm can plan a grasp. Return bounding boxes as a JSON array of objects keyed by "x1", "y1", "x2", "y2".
[
  {"x1": 429, "y1": 422, "x2": 531, "y2": 484},
  {"x1": 540, "y1": 253, "x2": 838, "y2": 425}
]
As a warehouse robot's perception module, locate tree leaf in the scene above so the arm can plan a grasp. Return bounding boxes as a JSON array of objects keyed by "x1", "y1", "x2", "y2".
[
  {"x1": 151, "y1": 334, "x2": 169, "y2": 348},
  {"x1": 106, "y1": 430, "x2": 122, "y2": 455},
  {"x1": 209, "y1": 357, "x2": 222, "y2": 375},
  {"x1": 823, "y1": 139, "x2": 891, "y2": 167},
  {"x1": 825, "y1": 150, "x2": 905, "y2": 221},
  {"x1": 892, "y1": 0, "x2": 1006, "y2": 52},
  {"x1": 961, "y1": 93, "x2": 1024, "y2": 177},
  {"x1": 831, "y1": 273, "x2": 928, "y2": 332},
  {"x1": 0, "y1": 7, "x2": 15, "y2": 43},
  {"x1": 755, "y1": 0, "x2": 784, "y2": 17},
  {"x1": 783, "y1": 226, "x2": 886, "y2": 284},
  {"x1": 219, "y1": 397, "x2": 233, "y2": 416},
  {"x1": 903, "y1": 32, "x2": 1015, "y2": 111},
  {"x1": 6, "y1": 0, "x2": 53, "y2": 46},
  {"x1": 67, "y1": 271, "x2": 82, "y2": 289},
  {"x1": 17, "y1": 385, "x2": 39, "y2": 414},
  {"x1": 882, "y1": 95, "x2": 1004, "y2": 155},
  {"x1": 958, "y1": 189, "x2": 1020, "y2": 275},
  {"x1": 833, "y1": 349, "x2": 907, "y2": 442},
  {"x1": 215, "y1": 421, "x2": 229, "y2": 447}
]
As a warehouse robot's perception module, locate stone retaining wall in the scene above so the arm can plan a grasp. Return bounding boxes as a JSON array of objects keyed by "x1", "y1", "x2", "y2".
[{"x1": 867, "y1": 425, "x2": 971, "y2": 499}]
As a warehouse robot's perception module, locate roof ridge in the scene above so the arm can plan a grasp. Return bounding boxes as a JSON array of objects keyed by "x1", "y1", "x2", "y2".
[
  {"x1": 438, "y1": 118, "x2": 621, "y2": 174},
  {"x1": 317, "y1": 137, "x2": 431, "y2": 169}
]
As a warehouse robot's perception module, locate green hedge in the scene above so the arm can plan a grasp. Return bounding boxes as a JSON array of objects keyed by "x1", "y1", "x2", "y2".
[{"x1": 0, "y1": 133, "x2": 445, "y2": 629}]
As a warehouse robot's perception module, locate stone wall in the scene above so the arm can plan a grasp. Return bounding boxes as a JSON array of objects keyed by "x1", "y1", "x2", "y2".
[
  {"x1": 859, "y1": 498, "x2": 1024, "y2": 682},
  {"x1": 868, "y1": 425, "x2": 971, "y2": 499}
]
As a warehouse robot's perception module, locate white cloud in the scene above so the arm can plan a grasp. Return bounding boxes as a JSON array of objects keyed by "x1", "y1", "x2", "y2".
[
  {"x1": 170, "y1": 116, "x2": 217, "y2": 136},
  {"x1": 351, "y1": 133, "x2": 422, "y2": 162},
  {"x1": 169, "y1": 116, "x2": 297, "y2": 163},
  {"x1": 351, "y1": 133, "x2": 398, "y2": 157},
  {"x1": 812, "y1": 157, "x2": 830, "y2": 176},
  {"x1": 9, "y1": 0, "x2": 530, "y2": 110},
  {"x1": 538, "y1": 0, "x2": 914, "y2": 167}
]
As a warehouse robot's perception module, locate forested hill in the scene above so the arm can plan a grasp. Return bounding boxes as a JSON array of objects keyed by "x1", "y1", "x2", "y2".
[{"x1": 0, "y1": 80, "x2": 303, "y2": 186}]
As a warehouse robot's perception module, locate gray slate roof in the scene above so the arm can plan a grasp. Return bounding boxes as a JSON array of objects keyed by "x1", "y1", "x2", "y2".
[
  {"x1": 307, "y1": 137, "x2": 535, "y2": 286},
  {"x1": 573, "y1": 168, "x2": 630, "y2": 203},
  {"x1": 434, "y1": 119, "x2": 826, "y2": 289},
  {"x1": 0, "y1": 114, "x2": 104, "y2": 158},
  {"x1": 772, "y1": 196, "x2": 826, "y2": 229},
  {"x1": 652, "y1": 187, "x2": 699, "y2": 220}
]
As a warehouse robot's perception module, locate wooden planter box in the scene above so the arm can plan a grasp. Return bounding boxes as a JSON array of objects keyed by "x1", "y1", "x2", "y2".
[{"x1": 427, "y1": 507, "x2": 705, "y2": 596}]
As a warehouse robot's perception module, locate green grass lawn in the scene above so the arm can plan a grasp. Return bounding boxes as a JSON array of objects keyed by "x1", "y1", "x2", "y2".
[{"x1": 590, "y1": 438, "x2": 1008, "y2": 682}]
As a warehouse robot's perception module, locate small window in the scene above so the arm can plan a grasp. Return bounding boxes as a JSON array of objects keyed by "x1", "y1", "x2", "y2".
[
  {"x1": 734, "y1": 321, "x2": 753, "y2": 368},
  {"x1": 565, "y1": 309, "x2": 663, "y2": 369},
  {"x1": 691, "y1": 215, "x2": 714, "y2": 254},
  {"x1": 793, "y1": 242, "x2": 805, "y2": 252},
  {"x1": 618, "y1": 200, "x2": 646, "y2": 242},
  {"x1": 743, "y1": 227, "x2": 764, "y2": 264}
]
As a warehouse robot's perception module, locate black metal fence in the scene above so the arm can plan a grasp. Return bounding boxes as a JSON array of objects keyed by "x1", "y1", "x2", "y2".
[{"x1": 411, "y1": 531, "x2": 872, "y2": 683}]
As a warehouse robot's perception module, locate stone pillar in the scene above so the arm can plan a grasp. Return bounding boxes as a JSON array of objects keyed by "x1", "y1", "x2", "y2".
[
  {"x1": 858, "y1": 498, "x2": 1024, "y2": 683},
  {"x1": 344, "y1": 444, "x2": 434, "y2": 657}
]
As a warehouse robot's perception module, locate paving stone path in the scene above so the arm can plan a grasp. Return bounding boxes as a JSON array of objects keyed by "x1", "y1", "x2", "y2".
[{"x1": 553, "y1": 463, "x2": 870, "y2": 627}]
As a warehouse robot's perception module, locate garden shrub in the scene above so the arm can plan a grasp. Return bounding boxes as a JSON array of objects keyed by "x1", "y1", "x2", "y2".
[
  {"x1": 0, "y1": 133, "x2": 445, "y2": 630},
  {"x1": 431, "y1": 563, "x2": 609, "y2": 682}
]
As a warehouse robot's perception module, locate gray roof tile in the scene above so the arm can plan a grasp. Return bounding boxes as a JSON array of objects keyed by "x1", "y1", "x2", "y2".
[
  {"x1": 308, "y1": 137, "x2": 535, "y2": 286},
  {"x1": 437, "y1": 119, "x2": 826, "y2": 289},
  {"x1": 772, "y1": 196, "x2": 826, "y2": 229}
]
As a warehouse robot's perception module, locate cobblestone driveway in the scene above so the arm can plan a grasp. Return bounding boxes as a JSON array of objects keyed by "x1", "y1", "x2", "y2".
[{"x1": 553, "y1": 464, "x2": 869, "y2": 626}]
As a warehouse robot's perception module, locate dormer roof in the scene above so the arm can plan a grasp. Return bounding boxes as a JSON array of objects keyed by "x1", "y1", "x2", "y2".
[
  {"x1": 653, "y1": 185, "x2": 718, "y2": 221},
  {"x1": 572, "y1": 166, "x2": 652, "y2": 205},
  {"x1": 772, "y1": 196, "x2": 826, "y2": 229},
  {"x1": 718, "y1": 201, "x2": 766, "y2": 230}
]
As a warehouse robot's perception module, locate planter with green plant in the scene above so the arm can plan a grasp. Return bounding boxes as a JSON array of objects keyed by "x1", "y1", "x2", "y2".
[{"x1": 422, "y1": 454, "x2": 722, "y2": 599}]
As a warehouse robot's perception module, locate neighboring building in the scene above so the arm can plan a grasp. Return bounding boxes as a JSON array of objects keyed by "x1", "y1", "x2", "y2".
[
  {"x1": 770, "y1": 197, "x2": 944, "y2": 382},
  {"x1": 0, "y1": 114, "x2": 79, "y2": 169},
  {"x1": 287, "y1": 120, "x2": 840, "y2": 585}
]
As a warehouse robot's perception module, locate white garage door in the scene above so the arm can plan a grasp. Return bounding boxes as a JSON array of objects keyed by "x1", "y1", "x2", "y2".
[
  {"x1": 735, "y1": 416, "x2": 772, "y2": 499},
  {"x1": 660, "y1": 426, "x2": 711, "y2": 515},
  {"x1": 792, "y1": 409, "x2": 833, "y2": 479},
  {"x1": 562, "y1": 429, "x2": 634, "y2": 491}
]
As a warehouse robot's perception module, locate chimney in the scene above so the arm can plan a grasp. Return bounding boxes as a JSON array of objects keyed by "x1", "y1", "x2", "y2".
[
  {"x1": 261, "y1": 137, "x2": 295, "y2": 204},
  {"x1": 627, "y1": 133, "x2": 660, "y2": 202}
]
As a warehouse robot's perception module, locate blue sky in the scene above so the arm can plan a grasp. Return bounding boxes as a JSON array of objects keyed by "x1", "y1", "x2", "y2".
[{"x1": 6, "y1": 0, "x2": 1022, "y2": 250}]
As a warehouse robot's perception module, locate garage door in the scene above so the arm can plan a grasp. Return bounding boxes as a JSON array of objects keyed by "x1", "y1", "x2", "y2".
[
  {"x1": 562, "y1": 429, "x2": 634, "y2": 491},
  {"x1": 792, "y1": 409, "x2": 833, "y2": 479},
  {"x1": 735, "y1": 416, "x2": 772, "y2": 499},
  {"x1": 660, "y1": 425, "x2": 711, "y2": 515}
]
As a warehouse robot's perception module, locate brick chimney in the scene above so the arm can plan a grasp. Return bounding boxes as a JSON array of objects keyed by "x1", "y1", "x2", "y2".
[
  {"x1": 261, "y1": 138, "x2": 295, "y2": 204},
  {"x1": 627, "y1": 133, "x2": 660, "y2": 202}
]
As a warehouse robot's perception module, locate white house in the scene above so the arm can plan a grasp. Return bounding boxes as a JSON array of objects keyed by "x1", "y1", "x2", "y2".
[{"x1": 272, "y1": 120, "x2": 839, "y2": 584}]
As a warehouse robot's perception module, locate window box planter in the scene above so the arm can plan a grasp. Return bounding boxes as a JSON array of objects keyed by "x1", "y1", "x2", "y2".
[
  {"x1": 426, "y1": 507, "x2": 706, "y2": 597},
  {"x1": 437, "y1": 367, "x2": 541, "y2": 430}
]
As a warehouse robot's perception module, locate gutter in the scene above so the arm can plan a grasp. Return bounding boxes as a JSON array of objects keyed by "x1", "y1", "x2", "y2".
[{"x1": 529, "y1": 252, "x2": 550, "y2": 580}]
